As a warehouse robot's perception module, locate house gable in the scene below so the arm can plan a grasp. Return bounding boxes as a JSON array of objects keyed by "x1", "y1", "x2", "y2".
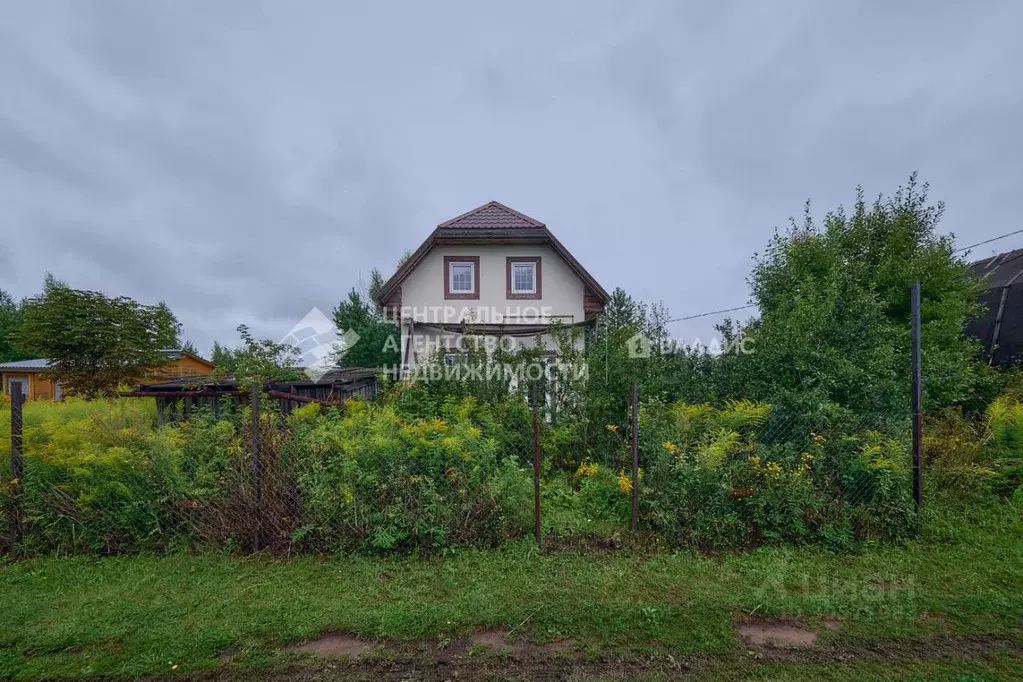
[{"x1": 376, "y1": 201, "x2": 608, "y2": 320}]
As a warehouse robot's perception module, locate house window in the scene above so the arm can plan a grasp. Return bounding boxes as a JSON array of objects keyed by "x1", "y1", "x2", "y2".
[
  {"x1": 451, "y1": 263, "x2": 474, "y2": 292},
  {"x1": 506, "y1": 256, "x2": 542, "y2": 299},
  {"x1": 444, "y1": 256, "x2": 480, "y2": 300},
  {"x1": 512, "y1": 262, "x2": 535, "y2": 293},
  {"x1": 443, "y1": 352, "x2": 466, "y2": 365}
]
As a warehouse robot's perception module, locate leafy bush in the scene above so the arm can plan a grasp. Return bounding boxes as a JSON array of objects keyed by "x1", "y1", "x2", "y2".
[
  {"x1": 638, "y1": 399, "x2": 917, "y2": 550},
  {"x1": 0, "y1": 396, "x2": 534, "y2": 556},
  {"x1": 286, "y1": 399, "x2": 531, "y2": 553},
  {"x1": 984, "y1": 396, "x2": 1023, "y2": 498},
  {"x1": 0, "y1": 399, "x2": 188, "y2": 554}
]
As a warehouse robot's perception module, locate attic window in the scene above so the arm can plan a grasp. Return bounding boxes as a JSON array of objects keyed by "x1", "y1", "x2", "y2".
[
  {"x1": 506, "y1": 256, "x2": 541, "y2": 299},
  {"x1": 451, "y1": 264, "x2": 473, "y2": 291},
  {"x1": 444, "y1": 256, "x2": 480, "y2": 300}
]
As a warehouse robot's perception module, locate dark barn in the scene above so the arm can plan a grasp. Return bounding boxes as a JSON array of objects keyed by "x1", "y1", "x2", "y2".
[
  {"x1": 128, "y1": 368, "x2": 384, "y2": 423},
  {"x1": 968, "y1": 248, "x2": 1023, "y2": 365}
]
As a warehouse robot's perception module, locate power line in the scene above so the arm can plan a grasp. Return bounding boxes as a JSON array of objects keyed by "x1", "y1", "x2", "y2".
[
  {"x1": 954, "y1": 228, "x2": 1023, "y2": 254},
  {"x1": 666, "y1": 304, "x2": 755, "y2": 324},
  {"x1": 664, "y1": 228, "x2": 1023, "y2": 324}
]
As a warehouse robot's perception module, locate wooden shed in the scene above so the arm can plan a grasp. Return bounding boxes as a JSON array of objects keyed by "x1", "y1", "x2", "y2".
[
  {"x1": 0, "y1": 349, "x2": 216, "y2": 401},
  {"x1": 129, "y1": 367, "x2": 384, "y2": 422}
]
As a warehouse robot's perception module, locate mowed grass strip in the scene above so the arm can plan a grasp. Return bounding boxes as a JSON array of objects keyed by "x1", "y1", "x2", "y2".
[{"x1": 0, "y1": 504, "x2": 1021, "y2": 680}]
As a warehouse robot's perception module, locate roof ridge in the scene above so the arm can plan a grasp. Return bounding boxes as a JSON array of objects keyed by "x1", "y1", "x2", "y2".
[{"x1": 437, "y1": 201, "x2": 544, "y2": 229}]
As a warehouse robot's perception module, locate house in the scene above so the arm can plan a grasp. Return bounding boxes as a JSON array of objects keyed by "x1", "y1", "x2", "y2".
[
  {"x1": 967, "y1": 248, "x2": 1023, "y2": 365},
  {"x1": 375, "y1": 201, "x2": 609, "y2": 374},
  {"x1": 0, "y1": 349, "x2": 215, "y2": 401}
]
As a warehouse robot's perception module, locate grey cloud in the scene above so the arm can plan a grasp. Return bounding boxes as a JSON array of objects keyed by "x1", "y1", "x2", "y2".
[{"x1": 1, "y1": 0, "x2": 1021, "y2": 353}]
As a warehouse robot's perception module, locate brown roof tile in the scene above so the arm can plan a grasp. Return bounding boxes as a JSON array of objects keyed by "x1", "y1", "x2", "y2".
[{"x1": 437, "y1": 201, "x2": 544, "y2": 229}]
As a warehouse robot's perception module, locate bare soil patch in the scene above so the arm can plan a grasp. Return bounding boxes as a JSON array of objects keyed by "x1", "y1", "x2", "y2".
[
  {"x1": 467, "y1": 628, "x2": 574, "y2": 657},
  {"x1": 735, "y1": 615, "x2": 819, "y2": 648},
  {"x1": 284, "y1": 631, "x2": 374, "y2": 658},
  {"x1": 197, "y1": 634, "x2": 1023, "y2": 681}
]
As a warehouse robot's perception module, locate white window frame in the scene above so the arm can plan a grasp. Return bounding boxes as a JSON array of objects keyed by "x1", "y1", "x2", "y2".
[
  {"x1": 448, "y1": 261, "x2": 476, "y2": 294},
  {"x1": 510, "y1": 261, "x2": 537, "y2": 294}
]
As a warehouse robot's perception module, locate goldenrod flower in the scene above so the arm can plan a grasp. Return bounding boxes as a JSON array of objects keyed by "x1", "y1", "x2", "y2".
[
  {"x1": 617, "y1": 470, "x2": 633, "y2": 494},
  {"x1": 605, "y1": 424, "x2": 619, "y2": 433},
  {"x1": 575, "y1": 460, "x2": 599, "y2": 477}
]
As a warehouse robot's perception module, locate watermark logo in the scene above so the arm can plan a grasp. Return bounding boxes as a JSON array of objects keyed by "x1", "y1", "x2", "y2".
[
  {"x1": 626, "y1": 332, "x2": 755, "y2": 358},
  {"x1": 281, "y1": 307, "x2": 359, "y2": 382},
  {"x1": 627, "y1": 333, "x2": 653, "y2": 359}
]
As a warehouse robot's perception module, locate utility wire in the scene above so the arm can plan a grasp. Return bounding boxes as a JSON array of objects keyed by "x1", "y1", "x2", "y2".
[
  {"x1": 664, "y1": 228, "x2": 1023, "y2": 324},
  {"x1": 665, "y1": 304, "x2": 755, "y2": 324},
  {"x1": 953, "y1": 228, "x2": 1023, "y2": 254}
]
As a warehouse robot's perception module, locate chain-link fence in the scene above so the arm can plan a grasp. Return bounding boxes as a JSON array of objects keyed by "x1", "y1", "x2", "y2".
[
  {"x1": 0, "y1": 383, "x2": 535, "y2": 556},
  {"x1": 616, "y1": 381, "x2": 919, "y2": 550},
  {"x1": 1, "y1": 373, "x2": 1009, "y2": 557}
]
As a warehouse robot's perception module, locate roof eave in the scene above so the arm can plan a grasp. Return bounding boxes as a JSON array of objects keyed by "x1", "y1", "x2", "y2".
[{"x1": 374, "y1": 227, "x2": 609, "y2": 306}]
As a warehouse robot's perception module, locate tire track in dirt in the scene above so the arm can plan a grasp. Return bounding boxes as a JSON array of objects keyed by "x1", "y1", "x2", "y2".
[{"x1": 193, "y1": 633, "x2": 1023, "y2": 682}]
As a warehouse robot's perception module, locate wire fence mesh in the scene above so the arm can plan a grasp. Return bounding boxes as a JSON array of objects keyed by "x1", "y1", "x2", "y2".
[{"x1": 0, "y1": 375, "x2": 1000, "y2": 557}]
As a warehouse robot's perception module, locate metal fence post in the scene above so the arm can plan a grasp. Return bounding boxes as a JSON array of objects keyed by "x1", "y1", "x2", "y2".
[
  {"x1": 531, "y1": 381, "x2": 541, "y2": 545},
  {"x1": 630, "y1": 380, "x2": 639, "y2": 531},
  {"x1": 911, "y1": 280, "x2": 922, "y2": 510},
  {"x1": 250, "y1": 383, "x2": 263, "y2": 551},
  {"x1": 9, "y1": 382, "x2": 24, "y2": 545}
]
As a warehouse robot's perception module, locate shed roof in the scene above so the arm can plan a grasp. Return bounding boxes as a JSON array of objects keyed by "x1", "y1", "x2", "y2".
[
  {"x1": 135, "y1": 367, "x2": 381, "y2": 391},
  {"x1": 967, "y1": 248, "x2": 1023, "y2": 365},
  {"x1": 0, "y1": 349, "x2": 212, "y2": 373},
  {"x1": 0, "y1": 358, "x2": 51, "y2": 370},
  {"x1": 970, "y1": 248, "x2": 1023, "y2": 289}
]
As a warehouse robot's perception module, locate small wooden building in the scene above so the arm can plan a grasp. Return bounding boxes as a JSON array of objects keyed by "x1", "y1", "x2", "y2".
[
  {"x1": 0, "y1": 358, "x2": 59, "y2": 401},
  {"x1": 0, "y1": 349, "x2": 216, "y2": 401},
  {"x1": 130, "y1": 367, "x2": 384, "y2": 422}
]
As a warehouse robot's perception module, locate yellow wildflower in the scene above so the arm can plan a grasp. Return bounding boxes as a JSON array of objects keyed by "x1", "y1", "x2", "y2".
[
  {"x1": 663, "y1": 441, "x2": 680, "y2": 456},
  {"x1": 617, "y1": 470, "x2": 633, "y2": 494},
  {"x1": 605, "y1": 424, "x2": 620, "y2": 433},
  {"x1": 575, "y1": 459, "x2": 599, "y2": 477}
]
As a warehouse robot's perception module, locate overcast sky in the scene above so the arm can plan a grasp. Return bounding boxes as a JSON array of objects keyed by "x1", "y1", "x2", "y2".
[{"x1": 1, "y1": 1, "x2": 1021, "y2": 355}]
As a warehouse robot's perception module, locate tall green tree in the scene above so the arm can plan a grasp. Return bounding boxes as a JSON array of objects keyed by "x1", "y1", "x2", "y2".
[
  {"x1": 210, "y1": 340, "x2": 238, "y2": 371},
  {"x1": 17, "y1": 282, "x2": 169, "y2": 396},
  {"x1": 152, "y1": 301, "x2": 182, "y2": 348},
  {"x1": 332, "y1": 287, "x2": 400, "y2": 369},
  {"x1": 0, "y1": 289, "x2": 33, "y2": 362},
  {"x1": 720, "y1": 174, "x2": 986, "y2": 420},
  {"x1": 228, "y1": 324, "x2": 300, "y2": 387},
  {"x1": 367, "y1": 268, "x2": 386, "y2": 305}
]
